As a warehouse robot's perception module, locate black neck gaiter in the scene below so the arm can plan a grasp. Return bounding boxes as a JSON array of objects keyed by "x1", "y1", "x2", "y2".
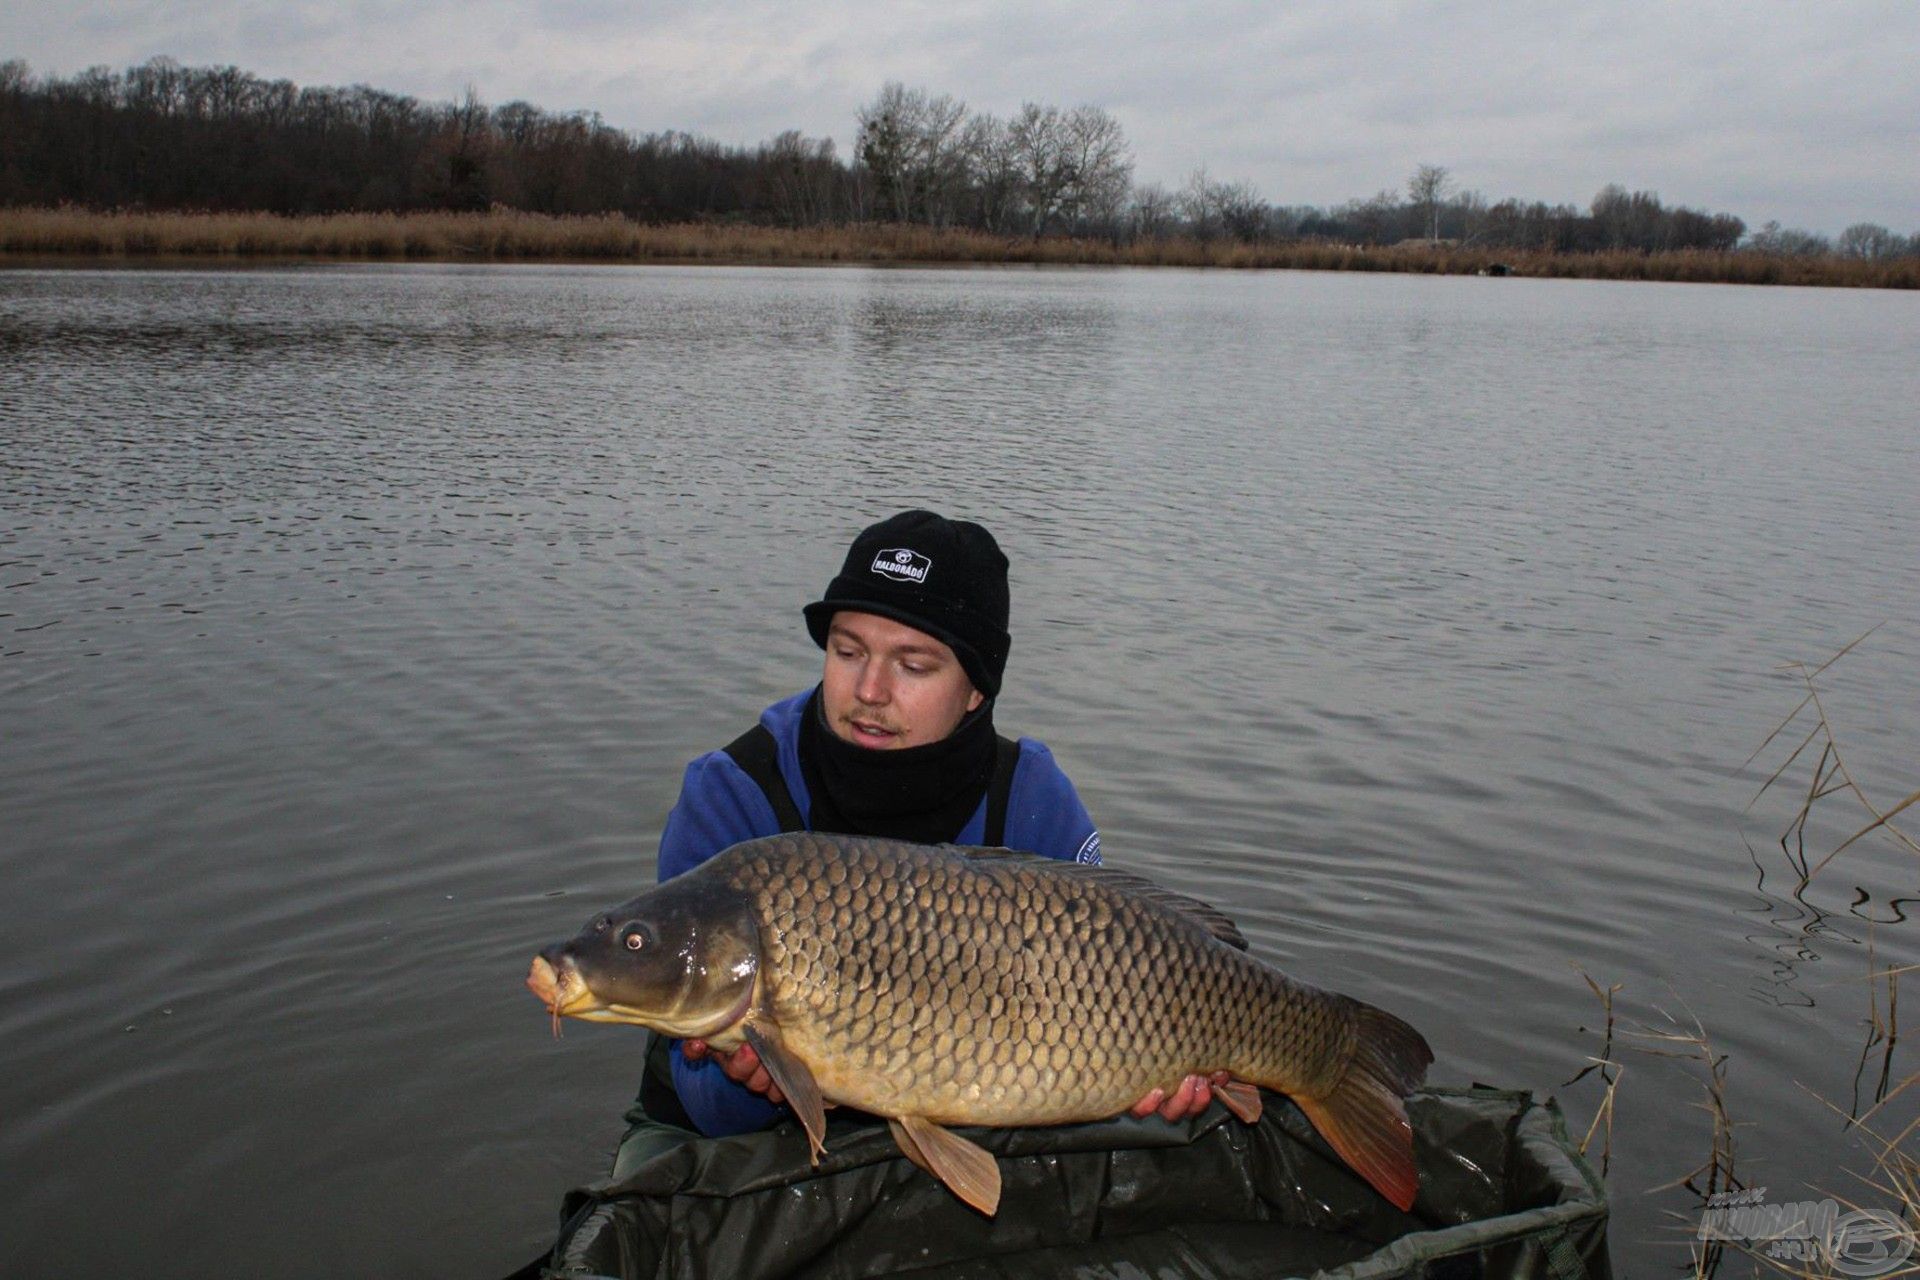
[{"x1": 798, "y1": 685, "x2": 998, "y2": 844}]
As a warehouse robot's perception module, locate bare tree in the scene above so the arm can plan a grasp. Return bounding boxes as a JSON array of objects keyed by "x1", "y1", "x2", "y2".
[
  {"x1": 1837, "y1": 222, "x2": 1900, "y2": 260},
  {"x1": 493, "y1": 100, "x2": 542, "y2": 147},
  {"x1": 1589, "y1": 183, "x2": 1631, "y2": 247},
  {"x1": 1215, "y1": 180, "x2": 1269, "y2": 241},
  {"x1": 1127, "y1": 181, "x2": 1178, "y2": 241},
  {"x1": 1178, "y1": 168, "x2": 1268, "y2": 242},
  {"x1": 125, "y1": 56, "x2": 184, "y2": 118},
  {"x1": 1338, "y1": 189, "x2": 1409, "y2": 244},
  {"x1": 855, "y1": 85, "x2": 916, "y2": 220},
  {"x1": 1747, "y1": 220, "x2": 1831, "y2": 257},
  {"x1": 958, "y1": 112, "x2": 1021, "y2": 233},
  {"x1": 1002, "y1": 102, "x2": 1132, "y2": 236},
  {"x1": 431, "y1": 85, "x2": 495, "y2": 208},
  {"x1": 1006, "y1": 103, "x2": 1069, "y2": 234},
  {"x1": 1453, "y1": 188, "x2": 1488, "y2": 245},
  {"x1": 759, "y1": 130, "x2": 841, "y2": 226},
  {"x1": 1407, "y1": 163, "x2": 1451, "y2": 241},
  {"x1": 1179, "y1": 167, "x2": 1221, "y2": 240},
  {"x1": 1058, "y1": 105, "x2": 1132, "y2": 232},
  {"x1": 855, "y1": 82, "x2": 967, "y2": 224}
]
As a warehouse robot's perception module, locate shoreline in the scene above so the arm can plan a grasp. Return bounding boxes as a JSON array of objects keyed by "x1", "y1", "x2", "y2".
[{"x1": 2, "y1": 208, "x2": 1914, "y2": 289}]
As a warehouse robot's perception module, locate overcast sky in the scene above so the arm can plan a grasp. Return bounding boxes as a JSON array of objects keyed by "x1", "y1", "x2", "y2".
[{"x1": 5, "y1": 0, "x2": 1915, "y2": 233}]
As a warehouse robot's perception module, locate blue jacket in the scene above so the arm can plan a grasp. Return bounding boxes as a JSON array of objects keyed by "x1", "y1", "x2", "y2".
[{"x1": 660, "y1": 689, "x2": 1101, "y2": 1137}]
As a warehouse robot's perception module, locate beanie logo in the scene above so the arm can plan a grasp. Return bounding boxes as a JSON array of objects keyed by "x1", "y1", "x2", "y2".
[{"x1": 871, "y1": 548, "x2": 931, "y2": 584}]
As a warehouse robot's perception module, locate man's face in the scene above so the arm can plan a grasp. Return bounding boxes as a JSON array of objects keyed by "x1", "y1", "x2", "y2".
[{"x1": 821, "y1": 610, "x2": 984, "y2": 750}]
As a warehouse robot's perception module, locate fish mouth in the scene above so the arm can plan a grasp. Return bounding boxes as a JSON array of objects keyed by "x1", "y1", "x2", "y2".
[{"x1": 526, "y1": 955, "x2": 603, "y2": 1018}]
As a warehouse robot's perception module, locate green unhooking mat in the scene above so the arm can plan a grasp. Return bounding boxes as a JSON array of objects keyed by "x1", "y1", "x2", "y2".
[{"x1": 532, "y1": 1083, "x2": 1610, "y2": 1280}]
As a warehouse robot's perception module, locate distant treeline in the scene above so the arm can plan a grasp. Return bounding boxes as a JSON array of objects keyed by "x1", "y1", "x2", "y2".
[{"x1": 3, "y1": 57, "x2": 1915, "y2": 261}]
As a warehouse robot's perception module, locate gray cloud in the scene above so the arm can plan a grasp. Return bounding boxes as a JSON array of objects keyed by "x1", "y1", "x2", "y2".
[{"x1": 3, "y1": 0, "x2": 1914, "y2": 232}]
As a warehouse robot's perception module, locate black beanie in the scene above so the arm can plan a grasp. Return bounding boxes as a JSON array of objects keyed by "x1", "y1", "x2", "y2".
[{"x1": 803, "y1": 509, "x2": 1012, "y2": 697}]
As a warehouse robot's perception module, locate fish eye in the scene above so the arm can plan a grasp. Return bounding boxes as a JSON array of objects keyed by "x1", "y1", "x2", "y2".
[{"x1": 621, "y1": 925, "x2": 648, "y2": 952}]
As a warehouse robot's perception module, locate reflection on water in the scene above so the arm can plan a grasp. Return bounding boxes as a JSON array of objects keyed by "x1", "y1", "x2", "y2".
[{"x1": 3, "y1": 263, "x2": 1919, "y2": 1277}]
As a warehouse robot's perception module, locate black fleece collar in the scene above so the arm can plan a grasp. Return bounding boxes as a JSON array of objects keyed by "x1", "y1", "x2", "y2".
[{"x1": 797, "y1": 685, "x2": 996, "y2": 844}]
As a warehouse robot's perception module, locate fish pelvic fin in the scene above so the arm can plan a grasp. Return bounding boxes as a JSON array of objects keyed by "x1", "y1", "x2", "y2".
[
  {"x1": 1295, "y1": 1002, "x2": 1433, "y2": 1212},
  {"x1": 887, "y1": 1118, "x2": 935, "y2": 1177},
  {"x1": 1216, "y1": 1078, "x2": 1263, "y2": 1124},
  {"x1": 741, "y1": 1022, "x2": 828, "y2": 1164},
  {"x1": 892, "y1": 1114, "x2": 1002, "y2": 1217}
]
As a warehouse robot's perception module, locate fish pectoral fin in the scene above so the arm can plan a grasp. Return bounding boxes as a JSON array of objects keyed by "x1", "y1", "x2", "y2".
[
  {"x1": 741, "y1": 1023, "x2": 828, "y2": 1164},
  {"x1": 1216, "y1": 1079, "x2": 1263, "y2": 1124},
  {"x1": 893, "y1": 1114, "x2": 1002, "y2": 1217}
]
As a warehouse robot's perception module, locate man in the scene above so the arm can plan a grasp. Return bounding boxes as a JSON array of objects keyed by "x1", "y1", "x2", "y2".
[{"x1": 647, "y1": 509, "x2": 1222, "y2": 1143}]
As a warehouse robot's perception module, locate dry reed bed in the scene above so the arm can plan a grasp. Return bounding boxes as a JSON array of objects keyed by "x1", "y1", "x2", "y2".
[{"x1": 3, "y1": 207, "x2": 1915, "y2": 288}]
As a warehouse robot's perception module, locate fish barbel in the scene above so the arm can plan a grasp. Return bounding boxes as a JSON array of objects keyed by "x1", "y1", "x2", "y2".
[{"x1": 527, "y1": 833, "x2": 1432, "y2": 1215}]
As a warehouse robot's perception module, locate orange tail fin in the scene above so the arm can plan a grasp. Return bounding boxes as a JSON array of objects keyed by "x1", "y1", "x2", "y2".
[{"x1": 1294, "y1": 1002, "x2": 1432, "y2": 1212}]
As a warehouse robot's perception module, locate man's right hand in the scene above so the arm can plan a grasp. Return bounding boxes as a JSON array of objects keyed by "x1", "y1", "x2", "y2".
[
  {"x1": 1129, "y1": 1071, "x2": 1232, "y2": 1122},
  {"x1": 681, "y1": 1038, "x2": 787, "y2": 1105}
]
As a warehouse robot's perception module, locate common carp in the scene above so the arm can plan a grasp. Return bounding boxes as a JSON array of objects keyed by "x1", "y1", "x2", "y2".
[{"x1": 526, "y1": 833, "x2": 1432, "y2": 1216}]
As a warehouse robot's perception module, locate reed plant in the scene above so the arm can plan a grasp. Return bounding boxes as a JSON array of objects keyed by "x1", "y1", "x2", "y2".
[
  {"x1": 3, "y1": 207, "x2": 1916, "y2": 288},
  {"x1": 1747, "y1": 628, "x2": 1920, "y2": 883},
  {"x1": 1568, "y1": 974, "x2": 1920, "y2": 1280},
  {"x1": 1567, "y1": 971, "x2": 1626, "y2": 1178}
]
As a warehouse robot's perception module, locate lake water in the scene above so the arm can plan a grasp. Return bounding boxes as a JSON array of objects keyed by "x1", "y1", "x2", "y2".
[{"x1": 3, "y1": 262, "x2": 1918, "y2": 1277}]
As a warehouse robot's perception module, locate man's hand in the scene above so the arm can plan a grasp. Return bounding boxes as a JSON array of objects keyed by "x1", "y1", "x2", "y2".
[
  {"x1": 681, "y1": 1038, "x2": 787, "y2": 1105},
  {"x1": 1129, "y1": 1071, "x2": 1233, "y2": 1122}
]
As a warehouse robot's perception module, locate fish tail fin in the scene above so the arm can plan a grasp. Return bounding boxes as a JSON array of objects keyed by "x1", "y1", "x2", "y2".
[{"x1": 1295, "y1": 1002, "x2": 1433, "y2": 1212}]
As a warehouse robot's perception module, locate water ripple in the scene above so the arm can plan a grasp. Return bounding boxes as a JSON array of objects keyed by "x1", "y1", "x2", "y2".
[{"x1": 3, "y1": 263, "x2": 1919, "y2": 1277}]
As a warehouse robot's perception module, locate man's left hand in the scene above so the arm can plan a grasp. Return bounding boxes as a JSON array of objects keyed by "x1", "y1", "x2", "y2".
[{"x1": 682, "y1": 1037, "x2": 788, "y2": 1105}]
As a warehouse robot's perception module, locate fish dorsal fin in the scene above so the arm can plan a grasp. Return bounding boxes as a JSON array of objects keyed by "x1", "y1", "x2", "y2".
[
  {"x1": 955, "y1": 846, "x2": 1250, "y2": 951},
  {"x1": 892, "y1": 1114, "x2": 1002, "y2": 1216},
  {"x1": 741, "y1": 1022, "x2": 828, "y2": 1163}
]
